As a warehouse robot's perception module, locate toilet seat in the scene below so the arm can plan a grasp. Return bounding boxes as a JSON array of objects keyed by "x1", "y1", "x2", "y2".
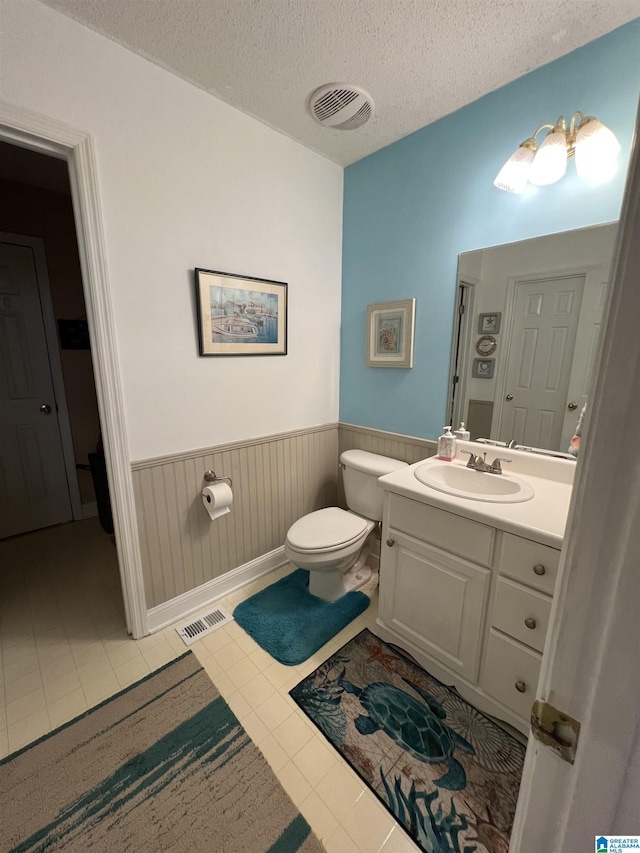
[{"x1": 286, "y1": 507, "x2": 370, "y2": 553}]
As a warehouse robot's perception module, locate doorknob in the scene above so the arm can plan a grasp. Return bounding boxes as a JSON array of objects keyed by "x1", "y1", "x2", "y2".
[
  {"x1": 567, "y1": 401, "x2": 578, "y2": 410},
  {"x1": 40, "y1": 403, "x2": 52, "y2": 415},
  {"x1": 505, "y1": 394, "x2": 514, "y2": 401}
]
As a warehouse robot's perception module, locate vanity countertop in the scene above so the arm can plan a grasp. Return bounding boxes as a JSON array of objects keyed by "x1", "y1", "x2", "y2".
[{"x1": 377, "y1": 441, "x2": 576, "y2": 548}]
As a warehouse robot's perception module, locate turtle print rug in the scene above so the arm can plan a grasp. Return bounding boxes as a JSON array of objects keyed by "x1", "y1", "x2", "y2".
[{"x1": 290, "y1": 628, "x2": 526, "y2": 853}]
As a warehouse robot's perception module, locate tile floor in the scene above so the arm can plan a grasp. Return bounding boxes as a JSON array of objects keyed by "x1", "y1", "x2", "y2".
[{"x1": 0, "y1": 518, "x2": 419, "y2": 853}]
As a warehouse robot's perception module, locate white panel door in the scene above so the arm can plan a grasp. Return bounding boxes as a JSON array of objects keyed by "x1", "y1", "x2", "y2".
[
  {"x1": 0, "y1": 241, "x2": 72, "y2": 538},
  {"x1": 499, "y1": 275, "x2": 584, "y2": 449}
]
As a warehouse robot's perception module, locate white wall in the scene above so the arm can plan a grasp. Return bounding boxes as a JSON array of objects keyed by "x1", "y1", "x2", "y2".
[{"x1": 1, "y1": 0, "x2": 343, "y2": 460}]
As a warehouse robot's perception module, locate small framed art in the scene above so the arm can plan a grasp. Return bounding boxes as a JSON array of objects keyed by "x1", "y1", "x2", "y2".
[
  {"x1": 366, "y1": 298, "x2": 416, "y2": 368},
  {"x1": 472, "y1": 358, "x2": 495, "y2": 378},
  {"x1": 195, "y1": 268, "x2": 287, "y2": 356},
  {"x1": 478, "y1": 312, "x2": 501, "y2": 334}
]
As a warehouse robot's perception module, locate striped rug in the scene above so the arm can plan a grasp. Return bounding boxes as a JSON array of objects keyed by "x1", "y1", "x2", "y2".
[{"x1": 0, "y1": 652, "x2": 324, "y2": 853}]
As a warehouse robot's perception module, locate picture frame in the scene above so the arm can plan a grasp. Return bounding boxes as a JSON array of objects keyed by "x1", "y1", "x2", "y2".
[
  {"x1": 366, "y1": 298, "x2": 416, "y2": 368},
  {"x1": 195, "y1": 268, "x2": 287, "y2": 356},
  {"x1": 478, "y1": 312, "x2": 501, "y2": 334},
  {"x1": 472, "y1": 358, "x2": 495, "y2": 378}
]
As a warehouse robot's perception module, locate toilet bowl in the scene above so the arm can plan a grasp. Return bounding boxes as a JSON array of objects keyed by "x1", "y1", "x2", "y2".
[
  {"x1": 284, "y1": 506, "x2": 376, "y2": 601},
  {"x1": 283, "y1": 450, "x2": 408, "y2": 601}
]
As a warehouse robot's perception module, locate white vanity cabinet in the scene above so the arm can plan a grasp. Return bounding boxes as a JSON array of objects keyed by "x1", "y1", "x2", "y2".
[{"x1": 377, "y1": 491, "x2": 561, "y2": 735}]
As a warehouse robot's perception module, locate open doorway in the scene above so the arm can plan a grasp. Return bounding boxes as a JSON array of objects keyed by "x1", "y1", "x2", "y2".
[
  {"x1": 0, "y1": 105, "x2": 147, "y2": 642},
  {"x1": 0, "y1": 139, "x2": 125, "y2": 626}
]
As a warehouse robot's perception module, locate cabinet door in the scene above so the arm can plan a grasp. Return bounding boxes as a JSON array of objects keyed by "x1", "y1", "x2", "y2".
[{"x1": 380, "y1": 533, "x2": 490, "y2": 682}]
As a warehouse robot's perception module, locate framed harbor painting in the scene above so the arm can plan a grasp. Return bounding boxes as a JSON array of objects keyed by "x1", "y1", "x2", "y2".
[
  {"x1": 195, "y1": 268, "x2": 287, "y2": 356},
  {"x1": 366, "y1": 298, "x2": 416, "y2": 368}
]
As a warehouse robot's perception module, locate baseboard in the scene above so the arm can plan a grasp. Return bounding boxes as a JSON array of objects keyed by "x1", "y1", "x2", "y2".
[
  {"x1": 82, "y1": 502, "x2": 98, "y2": 519},
  {"x1": 146, "y1": 546, "x2": 288, "y2": 634}
]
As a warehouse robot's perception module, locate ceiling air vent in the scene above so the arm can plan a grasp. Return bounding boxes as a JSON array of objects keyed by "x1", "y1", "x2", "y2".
[{"x1": 310, "y1": 83, "x2": 373, "y2": 130}]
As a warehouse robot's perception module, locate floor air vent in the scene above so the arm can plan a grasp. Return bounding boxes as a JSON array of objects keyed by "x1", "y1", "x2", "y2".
[{"x1": 176, "y1": 606, "x2": 233, "y2": 645}]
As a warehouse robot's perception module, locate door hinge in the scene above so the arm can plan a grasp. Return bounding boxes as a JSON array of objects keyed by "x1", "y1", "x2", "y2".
[
  {"x1": 530, "y1": 699, "x2": 580, "y2": 764},
  {"x1": 458, "y1": 304, "x2": 465, "y2": 315}
]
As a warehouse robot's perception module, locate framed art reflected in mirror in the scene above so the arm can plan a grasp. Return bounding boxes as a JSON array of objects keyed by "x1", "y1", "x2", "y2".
[
  {"x1": 478, "y1": 312, "x2": 501, "y2": 333},
  {"x1": 472, "y1": 358, "x2": 495, "y2": 378}
]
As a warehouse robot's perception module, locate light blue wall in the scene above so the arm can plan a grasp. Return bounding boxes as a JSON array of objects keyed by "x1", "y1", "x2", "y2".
[{"x1": 340, "y1": 20, "x2": 640, "y2": 440}]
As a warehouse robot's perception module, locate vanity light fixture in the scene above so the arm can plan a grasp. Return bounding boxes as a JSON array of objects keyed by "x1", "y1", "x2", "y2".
[{"x1": 494, "y1": 111, "x2": 621, "y2": 193}]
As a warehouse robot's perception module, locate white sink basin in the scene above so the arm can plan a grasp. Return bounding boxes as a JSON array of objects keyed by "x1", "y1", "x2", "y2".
[{"x1": 414, "y1": 462, "x2": 535, "y2": 503}]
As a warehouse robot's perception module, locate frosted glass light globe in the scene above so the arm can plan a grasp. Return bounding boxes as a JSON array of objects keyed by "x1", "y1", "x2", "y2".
[
  {"x1": 575, "y1": 118, "x2": 621, "y2": 181},
  {"x1": 494, "y1": 145, "x2": 535, "y2": 193},
  {"x1": 529, "y1": 131, "x2": 567, "y2": 186}
]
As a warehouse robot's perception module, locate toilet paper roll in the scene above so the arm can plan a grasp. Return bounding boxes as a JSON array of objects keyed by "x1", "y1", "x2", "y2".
[{"x1": 201, "y1": 482, "x2": 233, "y2": 521}]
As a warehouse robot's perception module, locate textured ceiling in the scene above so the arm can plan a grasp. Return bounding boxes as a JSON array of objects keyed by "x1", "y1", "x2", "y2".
[{"x1": 37, "y1": 0, "x2": 640, "y2": 166}]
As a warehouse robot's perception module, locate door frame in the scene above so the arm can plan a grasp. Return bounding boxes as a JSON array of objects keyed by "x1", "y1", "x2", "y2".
[
  {"x1": 446, "y1": 276, "x2": 476, "y2": 431},
  {"x1": 0, "y1": 101, "x2": 148, "y2": 639},
  {"x1": 510, "y1": 111, "x2": 640, "y2": 846},
  {"x1": 1, "y1": 231, "x2": 83, "y2": 523}
]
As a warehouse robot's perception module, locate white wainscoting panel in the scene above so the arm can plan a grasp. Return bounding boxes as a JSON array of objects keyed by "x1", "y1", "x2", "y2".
[{"x1": 132, "y1": 424, "x2": 338, "y2": 609}]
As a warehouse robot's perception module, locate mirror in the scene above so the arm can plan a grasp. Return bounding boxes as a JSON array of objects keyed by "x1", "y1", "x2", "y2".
[{"x1": 448, "y1": 222, "x2": 618, "y2": 454}]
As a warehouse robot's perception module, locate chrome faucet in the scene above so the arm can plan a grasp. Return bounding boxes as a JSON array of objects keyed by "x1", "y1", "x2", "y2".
[
  {"x1": 461, "y1": 449, "x2": 511, "y2": 474},
  {"x1": 488, "y1": 456, "x2": 512, "y2": 474}
]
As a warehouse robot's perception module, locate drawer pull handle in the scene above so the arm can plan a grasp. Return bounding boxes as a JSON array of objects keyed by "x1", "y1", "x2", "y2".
[
  {"x1": 533, "y1": 563, "x2": 546, "y2": 576},
  {"x1": 524, "y1": 617, "x2": 537, "y2": 629},
  {"x1": 386, "y1": 539, "x2": 395, "y2": 547},
  {"x1": 515, "y1": 680, "x2": 527, "y2": 693}
]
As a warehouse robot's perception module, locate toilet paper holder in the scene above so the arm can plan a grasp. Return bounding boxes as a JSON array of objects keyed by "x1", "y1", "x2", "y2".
[{"x1": 203, "y1": 470, "x2": 233, "y2": 488}]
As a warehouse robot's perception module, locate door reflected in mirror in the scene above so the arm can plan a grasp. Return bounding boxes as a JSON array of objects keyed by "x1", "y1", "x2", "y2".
[{"x1": 448, "y1": 223, "x2": 618, "y2": 454}]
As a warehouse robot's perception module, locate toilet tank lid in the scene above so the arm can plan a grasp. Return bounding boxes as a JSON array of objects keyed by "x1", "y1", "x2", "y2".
[{"x1": 340, "y1": 449, "x2": 408, "y2": 476}]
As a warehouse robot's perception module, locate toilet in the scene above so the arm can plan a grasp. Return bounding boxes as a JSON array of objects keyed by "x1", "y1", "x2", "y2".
[{"x1": 284, "y1": 449, "x2": 408, "y2": 601}]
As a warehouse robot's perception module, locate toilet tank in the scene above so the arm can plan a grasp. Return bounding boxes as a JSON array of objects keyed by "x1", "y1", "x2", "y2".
[{"x1": 340, "y1": 449, "x2": 408, "y2": 520}]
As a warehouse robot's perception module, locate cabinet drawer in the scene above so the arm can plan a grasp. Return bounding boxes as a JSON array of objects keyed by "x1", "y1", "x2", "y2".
[
  {"x1": 492, "y1": 577, "x2": 551, "y2": 653},
  {"x1": 497, "y1": 533, "x2": 560, "y2": 594},
  {"x1": 388, "y1": 494, "x2": 494, "y2": 566},
  {"x1": 482, "y1": 629, "x2": 541, "y2": 723}
]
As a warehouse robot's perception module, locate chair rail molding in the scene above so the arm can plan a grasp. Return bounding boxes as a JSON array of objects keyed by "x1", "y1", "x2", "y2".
[{"x1": 0, "y1": 100, "x2": 148, "y2": 639}]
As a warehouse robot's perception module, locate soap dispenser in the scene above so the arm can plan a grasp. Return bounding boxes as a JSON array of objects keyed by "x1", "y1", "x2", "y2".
[
  {"x1": 437, "y1": 426, "x2": 456, "y2": 461},
  {"x1": 454, "y1": 421, "x2": 471, "y2": 441}
]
